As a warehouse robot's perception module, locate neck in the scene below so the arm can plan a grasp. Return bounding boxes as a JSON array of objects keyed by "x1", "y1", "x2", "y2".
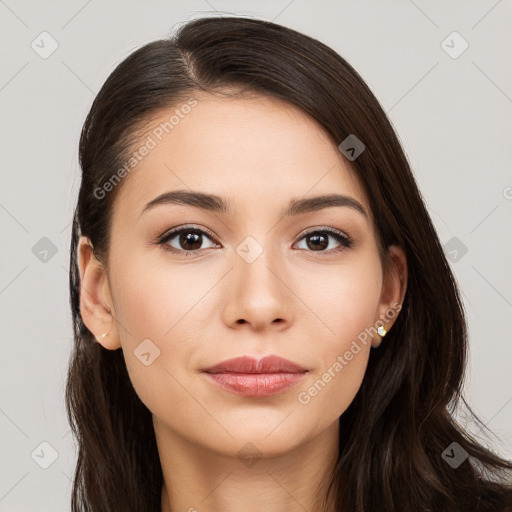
[{"x1": 156, "y1": 419, "x2": 340, "y2": 512}]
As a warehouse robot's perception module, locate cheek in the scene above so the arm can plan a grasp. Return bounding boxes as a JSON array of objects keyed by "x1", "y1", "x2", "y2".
[
  {"x1": 110, "y1": 249, "x2": 211, "y2": 341},
  {"x1": 107, "y1": 251, "x2": 205, "y2": 407},
  {"x1": 294, "y1": 251, "x2": 383, "y2": 348},
  {"x1": 295, "y1": 345, "x2": 370, "y2": 428},
  {"x1": 292, "y1": 253, "x2": 382, "y2": 417}
]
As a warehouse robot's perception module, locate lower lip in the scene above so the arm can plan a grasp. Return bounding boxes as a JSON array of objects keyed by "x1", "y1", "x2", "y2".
[{"x1": 203, "y1": 372, "x2": 307, "y2": 397}]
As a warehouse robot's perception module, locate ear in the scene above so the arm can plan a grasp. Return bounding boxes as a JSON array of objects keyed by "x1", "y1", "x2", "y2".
[
  {"x1": 372, "y1": 244, "x2": 407, "y2": 348},
  {"x1": 77, "y1": 236, "x2": 121, "y2": 350}
]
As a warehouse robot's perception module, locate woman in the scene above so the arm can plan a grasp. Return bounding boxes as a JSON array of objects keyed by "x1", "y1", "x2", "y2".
[{"x1": 66, "y1": 15, "x2": 512, "y2": 512}]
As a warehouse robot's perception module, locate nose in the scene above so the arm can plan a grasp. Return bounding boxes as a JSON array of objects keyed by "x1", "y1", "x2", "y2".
[{"x1": 220, "y1": 245, "x2": 294, "y2": 332}]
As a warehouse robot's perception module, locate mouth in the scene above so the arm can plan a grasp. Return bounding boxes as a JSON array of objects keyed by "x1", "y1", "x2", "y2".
[{"x1": 201, "y1": 355, "x2": 309, "y2": 397}]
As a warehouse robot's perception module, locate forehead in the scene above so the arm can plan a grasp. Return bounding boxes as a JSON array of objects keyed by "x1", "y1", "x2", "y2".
[{"x1": 112, "y1": 93, "x2": 370, "y2": 224}]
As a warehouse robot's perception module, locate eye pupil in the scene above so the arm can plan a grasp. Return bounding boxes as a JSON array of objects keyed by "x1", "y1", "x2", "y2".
[
  {"x1": 307, "y1": 233, "x2": 328, "y2": 251},
  {"x1": 180, "y1": 231, "x2": 202, "y2": 250}
]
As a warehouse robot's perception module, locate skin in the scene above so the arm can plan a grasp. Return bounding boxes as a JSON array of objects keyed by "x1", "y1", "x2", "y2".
[{"x1": 78, "y1": 92, "x2": 407, "y2": 512}]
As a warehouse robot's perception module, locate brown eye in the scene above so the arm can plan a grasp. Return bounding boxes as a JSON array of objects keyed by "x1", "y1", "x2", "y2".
[
  {"x1": 158, "y1": 226, "x2": 218, "y2": 254},
  {"x1": 175, "y1": 231, "x2": 204, "y2": 251},
  {"x1": 295, "y1": 228, "x2": 352, "y2": 253}
]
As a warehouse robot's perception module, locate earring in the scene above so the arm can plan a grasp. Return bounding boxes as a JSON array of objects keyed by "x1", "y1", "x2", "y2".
[
  {"x1": 372, "y1": 325, "x2": 387, "y2": 348},
  {"x1": 101, "y1": 331, "x2": 110, "y2": 339}
]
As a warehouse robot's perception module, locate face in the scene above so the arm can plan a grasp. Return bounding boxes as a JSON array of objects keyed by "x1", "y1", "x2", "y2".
[{"x1": 78, "y1": 92, "x2": 406, "y2": 460}]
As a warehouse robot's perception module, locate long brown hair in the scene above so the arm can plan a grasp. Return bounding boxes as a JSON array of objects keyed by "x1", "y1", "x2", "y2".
[{"x1": 65, "y1": 15, "x2": 512, "y2": 511}]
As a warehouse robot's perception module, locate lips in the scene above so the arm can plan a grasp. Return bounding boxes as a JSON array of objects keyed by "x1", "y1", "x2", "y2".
[
  {"x1": 202, "y1": 355, "x2": 309, "y2": 397},
  {"x1": 202, "y1": 355, "x2": 308, "y2": 374}
]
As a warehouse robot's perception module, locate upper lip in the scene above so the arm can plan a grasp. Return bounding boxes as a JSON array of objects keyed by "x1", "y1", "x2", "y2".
[{"x1": 202, "y1": 355, "x2": 308, "y2": 374}]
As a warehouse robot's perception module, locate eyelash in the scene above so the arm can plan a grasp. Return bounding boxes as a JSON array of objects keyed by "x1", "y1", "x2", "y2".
[{"x1": 155, "y1": 224, "x2": 353, "y2": 257}]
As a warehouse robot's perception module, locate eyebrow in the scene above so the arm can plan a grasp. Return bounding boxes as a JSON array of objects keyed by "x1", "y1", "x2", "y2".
[{"x1": 138, "y1": 189, "x2": 367, "y2": 220}]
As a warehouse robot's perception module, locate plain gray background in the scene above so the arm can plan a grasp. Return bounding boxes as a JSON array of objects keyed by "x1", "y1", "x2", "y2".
[{"x1": 1, "y1": 1, "x2": 511, "y2": 510}]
